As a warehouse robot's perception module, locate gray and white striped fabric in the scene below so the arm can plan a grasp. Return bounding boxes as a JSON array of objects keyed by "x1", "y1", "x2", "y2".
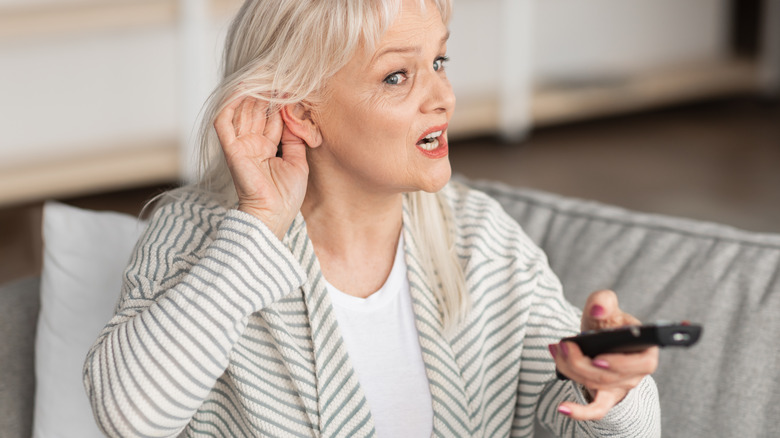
[{"x1": 83, "y1": 181, "x2": 660, "y2": 437}]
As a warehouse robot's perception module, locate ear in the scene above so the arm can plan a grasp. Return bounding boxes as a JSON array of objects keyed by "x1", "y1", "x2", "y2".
[{"x1": 280, "y1": 103, "x2": 322, "y2": 148}]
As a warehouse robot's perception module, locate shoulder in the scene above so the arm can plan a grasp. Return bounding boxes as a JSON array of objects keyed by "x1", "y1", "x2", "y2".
[
  {"x1": 147, "y1": 186, "x2": 231, "y2": 236},
  {"x1": 440, "y1": 183, "x2": 577, "y2": 338},
  {"x1": 129, "y1": 187, "x2": 231, "y2": 276},
  {"x1": 439, "y1": 180, "x2": 544, "y2": 261},
  {"x1": 440, "y1": 179, "x2": 521, "y2": 231}
]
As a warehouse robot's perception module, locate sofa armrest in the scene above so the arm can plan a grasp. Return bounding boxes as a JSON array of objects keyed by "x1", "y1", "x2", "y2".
[{"x1": 0, "y1": 275, "x2": 41, "y2": 438}]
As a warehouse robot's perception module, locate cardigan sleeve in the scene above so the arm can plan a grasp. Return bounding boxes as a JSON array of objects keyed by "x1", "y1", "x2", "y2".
[
  {"x1": 440, "y1": 181, "x2": 660, "y2": 437},
  {"x1": 82, "y1": 192, "x2": 306, "y2": 438},
  {"x1": 520, "y1": 248, "x2": 662, "y2": 437}
]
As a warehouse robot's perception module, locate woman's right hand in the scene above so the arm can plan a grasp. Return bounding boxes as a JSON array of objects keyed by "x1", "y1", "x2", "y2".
[{"x1": 214, "y1": 94, "x2": 309, "y2": 240}]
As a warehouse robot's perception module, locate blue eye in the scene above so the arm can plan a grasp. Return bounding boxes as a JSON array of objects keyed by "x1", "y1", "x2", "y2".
[
  {"x1": 385, "y1": 73, "x2": 401, "y2": 85},
  {"x1": 433, "y1": 56, "x2": 450, "y2": 72},
  {"x1": 384, "y1": 71, "x2": 407, "y2": 85}
]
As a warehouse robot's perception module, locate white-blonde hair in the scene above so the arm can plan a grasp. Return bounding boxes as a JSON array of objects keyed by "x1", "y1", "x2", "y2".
[{"x1": 193, "y1": 0, "x2": 469, "y2": 330}]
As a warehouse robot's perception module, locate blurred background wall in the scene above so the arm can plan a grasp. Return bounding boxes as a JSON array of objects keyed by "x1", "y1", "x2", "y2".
[{"x1": 1, "y1": 0, "x2": 779, "y2": 284}]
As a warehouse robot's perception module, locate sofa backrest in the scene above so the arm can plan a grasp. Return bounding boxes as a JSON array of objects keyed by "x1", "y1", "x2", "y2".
[
  {"x1": 471, "y1": 179, "x2": 780, "y2": 438},
  {"x1": 3, "y1": 181, "x2": 779, "y2": 437}
]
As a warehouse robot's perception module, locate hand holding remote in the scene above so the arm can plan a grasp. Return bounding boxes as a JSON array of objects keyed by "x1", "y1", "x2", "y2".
[{"x1": 547, "y1": 290, "x2": 660, "y2": 421}]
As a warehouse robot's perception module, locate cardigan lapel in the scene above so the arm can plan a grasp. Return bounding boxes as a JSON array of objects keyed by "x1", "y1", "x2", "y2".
[
  {"x1": 285, "y1": 214, "x2": 378, "y2": 437},
  {"x1": 257, "y1": 205, "x2": 474, "y2": 437},
  {"x1": 402, "y1": 198, "x2": 474, "y2": 437},
  {"x1": 234, "y1": 214, "x2": 322, "y2": 435},
  {"x1": 255, "y1": 292, "x2": 320, "y2": 434}
]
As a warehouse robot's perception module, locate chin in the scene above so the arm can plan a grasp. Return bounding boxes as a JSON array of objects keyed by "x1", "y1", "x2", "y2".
[{"x1": 417, "y1": 162, "x2": 452, "y2": 193}]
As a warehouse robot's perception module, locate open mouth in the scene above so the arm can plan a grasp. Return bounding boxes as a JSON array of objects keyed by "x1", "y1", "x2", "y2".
[
  {"x1": 415, "y1": 124, "x2": 448, "y2": 157},
  {"x1": 416, "y1": 130, "x2": 443, "y2": 151}
]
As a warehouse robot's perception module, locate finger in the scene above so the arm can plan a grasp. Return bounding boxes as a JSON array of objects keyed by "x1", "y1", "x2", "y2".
[
  {"x1": 551, "y1": 341, "x2": 615, "y2": 386},
  {"x1": 559, "y1": 388, "x2": 625, "y2": 421},
  {"x1": 582, "y1": 290, "x2": 621, "y2": 331},
  {"x1": 593, "y1": 346, "x2": 659, "y2": 378},
  {"x1": 235, "y1": 96, "x2": 255, "y2": 137},
  {"x1": 554, "y1": 341, "x2": 655, "y2": 394},
  {"x1": 214, "y1": 95, "x2": 244, "y2": 148},
  {"x1": 279, "y1": 124, "x2": 309, "y2": 170},
  {"x1": 264, "y1": 107, "x2": 284, "y2": 146},
  {"x1": 252, "y1": 98, "x2": 270, "y2": 135}
]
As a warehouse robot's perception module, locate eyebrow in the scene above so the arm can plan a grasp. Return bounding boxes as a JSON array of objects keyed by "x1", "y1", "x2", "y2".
[{"x1": 373, "y1": 30, "x2": 450, "y2": 61}]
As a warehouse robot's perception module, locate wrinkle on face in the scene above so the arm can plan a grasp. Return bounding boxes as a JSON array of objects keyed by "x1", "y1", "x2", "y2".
[{"x1": 308, "y1": 0, "x2": 454, "y2": 195}]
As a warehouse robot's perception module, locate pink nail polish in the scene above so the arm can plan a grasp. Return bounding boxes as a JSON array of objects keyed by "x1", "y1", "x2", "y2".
[
  {"x1": 592, "y1": 359, "x2": 610, "y2": 369},
  {"x1": 559, "y1": 342, "x2": 569, "y2": 358},
  {"x1": 558, "y1": 405, "x2": 572, "y2": 416},
  {"x1": 590, "y1": 304, "x2": 606, "y2": 318},
  {"x1": 548, "y1": 344, "x2": 558, "y2": 359}
]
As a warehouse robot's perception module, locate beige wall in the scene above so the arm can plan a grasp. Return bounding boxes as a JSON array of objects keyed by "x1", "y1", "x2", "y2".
[{"x1": 0, "y1": 0, "x2": 760, "y2": 205}]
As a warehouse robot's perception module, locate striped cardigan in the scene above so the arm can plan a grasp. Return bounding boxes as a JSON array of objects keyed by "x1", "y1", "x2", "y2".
[{"x1": 83, "y1": 181, "x2": 660, "y2": 437}]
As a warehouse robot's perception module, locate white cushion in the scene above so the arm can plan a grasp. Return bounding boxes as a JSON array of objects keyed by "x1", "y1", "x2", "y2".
[{"x1": 35, "y1": 202, "x2": 146, "y2": 438}]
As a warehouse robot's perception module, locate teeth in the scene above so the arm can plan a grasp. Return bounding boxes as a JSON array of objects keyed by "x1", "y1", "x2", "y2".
[
  {"x1": 418, "y1": 138, "x2": 439, "y2": 151},
  {"x1": 417, "y1": 129, "x2": 444, "y2": 151}
]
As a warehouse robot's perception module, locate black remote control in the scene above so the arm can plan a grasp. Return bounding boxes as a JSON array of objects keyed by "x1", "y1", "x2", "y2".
[{"x1": 562, "y1": 322, "x2": 703, "y2": 358}]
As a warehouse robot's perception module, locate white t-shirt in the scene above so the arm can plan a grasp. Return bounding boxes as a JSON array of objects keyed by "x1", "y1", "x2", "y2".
[{"x1": 324, "y1": 235, "x2": 433, "y2": 438}]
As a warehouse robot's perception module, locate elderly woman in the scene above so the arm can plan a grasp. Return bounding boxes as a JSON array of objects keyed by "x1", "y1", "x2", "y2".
[{"x1": 83, "y1": 0, "x2": 661, "y2": 436}]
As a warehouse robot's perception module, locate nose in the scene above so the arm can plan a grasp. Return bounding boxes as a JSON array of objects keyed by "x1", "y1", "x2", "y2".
[{"x1": 421, "y1": 70, "x2": 456, "y2": 115}]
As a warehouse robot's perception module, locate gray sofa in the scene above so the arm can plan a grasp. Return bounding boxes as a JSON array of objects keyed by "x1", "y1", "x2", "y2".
[{"x1": 2, "y1": 180, "x2": 779, "y2": 437}]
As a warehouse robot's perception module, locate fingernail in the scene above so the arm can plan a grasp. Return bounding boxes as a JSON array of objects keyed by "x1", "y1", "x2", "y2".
[
  {"x1": 548, "y1": 344, "x2": 558, "y2": 359},
  {"x1": 592, "y1": 359, "x2": 610, "y2": 370},
  {"x1": 590, "y1": 304, "x2": 606, "y2": 318},
  {"x1": 558, "y1": 405, "x2": 572, "y2": 416},
  {"x1": 559, "y1": 342, "x2": 569, "y2": 359}
]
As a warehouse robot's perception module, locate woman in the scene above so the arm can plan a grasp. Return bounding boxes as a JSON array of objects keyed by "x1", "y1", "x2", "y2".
[{"x1": 83, "y1": 0, "x2": 661, "y2": 436}]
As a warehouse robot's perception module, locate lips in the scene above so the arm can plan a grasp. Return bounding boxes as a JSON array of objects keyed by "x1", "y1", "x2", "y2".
[{"x1": 415, "y1": 124, "x2": 448, "y2": 158}]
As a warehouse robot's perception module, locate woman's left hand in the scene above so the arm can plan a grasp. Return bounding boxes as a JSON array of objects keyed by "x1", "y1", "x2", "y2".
[{"x1": 548, "y1": 290, "x2": 659, "y2": 421}]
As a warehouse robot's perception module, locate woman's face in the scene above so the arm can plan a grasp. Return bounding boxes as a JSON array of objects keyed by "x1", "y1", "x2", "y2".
[{"x1": 311, "y1": 0, "x2": 455, "y2": 195}]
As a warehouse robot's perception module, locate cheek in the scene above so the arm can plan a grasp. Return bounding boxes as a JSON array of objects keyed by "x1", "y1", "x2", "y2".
[
  {"x1": 318, "y1": 85, "x2": 419, "y2": 164},
  {"x1": 324, "y1": 93, "x2": 381, "y2": 140},
  {"x1": 373, "y1": 98, "x2": 419, "y2": 142},
  {"x1": 350, "y1": 97, "x2": 415, "y2": 147}
]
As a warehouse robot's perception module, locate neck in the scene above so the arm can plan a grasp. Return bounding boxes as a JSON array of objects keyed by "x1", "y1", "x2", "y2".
[
  {"x1": 301, "y1": 170, "x2": 404, "y2": 298},
  {"x1": 301, "y1": 180, "x2": 403, "y2": 254}
]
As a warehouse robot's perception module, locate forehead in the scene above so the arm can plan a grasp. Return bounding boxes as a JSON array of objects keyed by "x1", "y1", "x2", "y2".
[
  {"x1": 362, "y1": 1, "x2": 446, "y2": 62},
  {"x1": 383, "y1": 1, "x2": 445, "y2": 43},
  {"x1": 324, "y1": 0, "x2": 448, "y2": 86}
]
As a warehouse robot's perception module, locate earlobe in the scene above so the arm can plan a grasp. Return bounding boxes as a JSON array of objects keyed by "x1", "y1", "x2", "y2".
[{"x1": 280, "y1": 103, "x2": 322, "y2": 148}]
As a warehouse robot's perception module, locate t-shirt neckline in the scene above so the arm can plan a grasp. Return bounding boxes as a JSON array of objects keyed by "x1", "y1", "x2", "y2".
[{"x1": 324, "y1": 233, "x2": 406, "y2": 312}]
